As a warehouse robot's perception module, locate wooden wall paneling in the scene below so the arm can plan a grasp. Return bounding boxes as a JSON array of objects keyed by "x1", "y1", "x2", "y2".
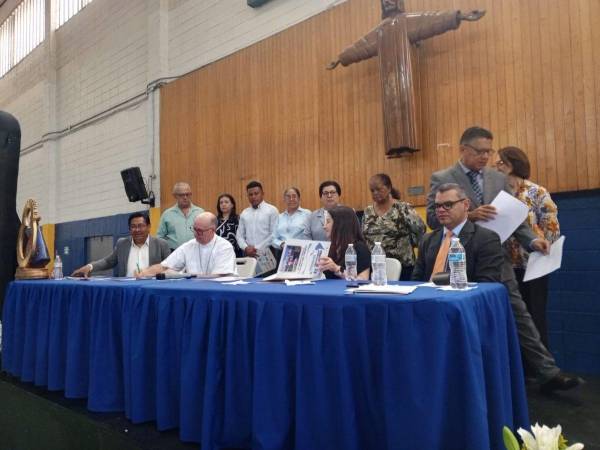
[
  {"x1": 160, "y1": 0, "x2": 600, "y2": 213},
  {"x1": 568, "y1": 0, "x2": 588, "y2": 191},
  {"x1": 581, "y1": 0, "x2": 599, "y2": 188}
]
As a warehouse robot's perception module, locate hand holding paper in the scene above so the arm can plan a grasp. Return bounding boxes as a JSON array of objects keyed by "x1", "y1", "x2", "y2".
[
  {"x1": 478, "y1": 191, "x2": 528, "y2": 243},
  {"x1": 523, "y1": 236, "x2": 565, "y2": 282}
]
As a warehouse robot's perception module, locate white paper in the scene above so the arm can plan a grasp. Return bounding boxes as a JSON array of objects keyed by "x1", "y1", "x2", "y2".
[
  {"x1": 264, "y1": 239, "x2": 331, "y2": 281},
  {"x1": 224, "y1": 280, "x2": 250, "y2": 285},
  {"x1": 523, "y1": 236, "x2": 565, "y2": 282},
  {"x1": 478, "y1": 191, "x2": 528, "y2": 243},
  {"x1": 284, "y1": 280, "x2": 315, "y2": 286},
  {"x1": 349, "y1": 284, "x2": 417, "y2": 295},
  {"x1": 255, "y1": 249, "x2": 278, "y2": 276},
  {"x1": 436, "y1": 285, "x2": 478, "y2": 291}
]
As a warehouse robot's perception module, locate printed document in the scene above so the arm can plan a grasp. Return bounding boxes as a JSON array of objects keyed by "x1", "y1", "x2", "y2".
[{"x1": 264, "y1": 239, "x2": 330, "y2": 281}]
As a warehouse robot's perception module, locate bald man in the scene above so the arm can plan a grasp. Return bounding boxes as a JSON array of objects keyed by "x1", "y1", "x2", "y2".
[
  {"x1": 139, "y1": 212, "x2": 236, "y2": 277},
  {"x1": 157, "y1": 181, "x2": 204, "y2": 250}
]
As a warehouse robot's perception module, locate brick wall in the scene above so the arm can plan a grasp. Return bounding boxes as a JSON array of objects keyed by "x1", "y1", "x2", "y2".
[
  {"x1": 0, "y1": 0, "x2": 346, "y2": 225},
  {"x1": 548, "y1": 189, "x2": 600, "y2": 374}
]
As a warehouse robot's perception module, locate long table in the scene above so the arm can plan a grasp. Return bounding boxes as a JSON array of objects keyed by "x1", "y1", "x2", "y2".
[{"x1": 2, "y1": 279, "x2": 528, "y2": 449}]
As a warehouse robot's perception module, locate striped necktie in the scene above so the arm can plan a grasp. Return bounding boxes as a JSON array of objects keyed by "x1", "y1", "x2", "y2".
[{"x1": 467, "y1": 170, "x2": 484, "y2": 205}]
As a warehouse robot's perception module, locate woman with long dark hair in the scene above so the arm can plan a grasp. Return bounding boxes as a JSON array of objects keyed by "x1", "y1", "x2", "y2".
[
  {"x1": 216, "y1": 193, "x2": 243, "y2": 257},
  {"x1": 362, "y1": 173, "x2": 425, "y2": 280},
  {"x1": 318, "y1": 206, "x2": 371, "y2": 280}
]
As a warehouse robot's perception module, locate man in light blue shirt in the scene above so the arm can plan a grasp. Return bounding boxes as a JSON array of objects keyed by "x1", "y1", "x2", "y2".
[
  {"x1": 157, "y1": 182, "x2": 204, "y2": 250},
  {"x1": 272, "y1": 187, "x2": 311, "y2": 249}
]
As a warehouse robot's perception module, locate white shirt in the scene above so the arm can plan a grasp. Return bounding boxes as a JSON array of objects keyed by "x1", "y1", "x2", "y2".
[
  {"x1": 236, "y1": 201, "x2": 279, "y2": 253},
  {"x1": 161, "y1": 234, "x2": 236, "y2": 275},
  {"x1": 126, "y1": 236, "x2": 150, "y2": 277}
]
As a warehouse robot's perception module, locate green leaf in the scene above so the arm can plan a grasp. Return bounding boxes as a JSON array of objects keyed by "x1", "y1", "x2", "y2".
[{"x1": 503, "y1": 426, "x2": 520, "y2": 450}]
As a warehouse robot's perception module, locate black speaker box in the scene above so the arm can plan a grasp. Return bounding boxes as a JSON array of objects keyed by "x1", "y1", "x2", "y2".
[{"x1": 120, "y1": 167, "x2": 148, "y2": 202}]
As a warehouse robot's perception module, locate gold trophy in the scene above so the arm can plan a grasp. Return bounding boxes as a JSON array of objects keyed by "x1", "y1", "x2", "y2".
[{"x1": 15, "y1": 199, "x2": 51, "y2": 279}]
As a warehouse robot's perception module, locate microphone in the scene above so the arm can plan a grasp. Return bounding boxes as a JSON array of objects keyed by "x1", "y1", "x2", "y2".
[{"x1": 156, "y1": 272, "x2": 196, "y2": 280}]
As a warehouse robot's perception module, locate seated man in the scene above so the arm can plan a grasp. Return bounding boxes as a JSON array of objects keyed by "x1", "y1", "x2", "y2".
[
  {"x1": 139, "y1": 212, "x2": 236, "y2": 277},
  {"x1": 71, "y1": 212, "x2": 170, "y2": 277},
  {"x1": 412, "y1": 183, "x2": 504, "y2": 283}
]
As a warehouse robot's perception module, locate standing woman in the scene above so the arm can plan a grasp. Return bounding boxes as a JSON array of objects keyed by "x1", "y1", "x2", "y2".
[
  {"x1": 216, "y1": 193, "x2": 243, "y2": 257},
  {"x1": 496, "y1": 147, "x2": 560, "y2": 347},
  {"x1": 318, "y1": 206, "x2": 371, "y2": 280},
  {"x1": 272, "y1": 187, "x2": 311, "y2": 250},
  {"x1": 362, "y1": 173, "x2": 425, "y2": 280}
]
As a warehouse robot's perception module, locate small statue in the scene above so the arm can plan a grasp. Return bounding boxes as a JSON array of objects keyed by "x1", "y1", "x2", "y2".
[
  {"x1": 328, "y1": 0, "x2": 485, "y2": 156},
  {"x1": 15, "y1": 199, "x2": 51, "y2": 279}
]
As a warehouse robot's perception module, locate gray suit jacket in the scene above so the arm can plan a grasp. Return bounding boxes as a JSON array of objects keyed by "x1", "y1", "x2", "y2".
[
  {"x1": 90, "y1": 236, "x2": 170, "y2": 277},
  {"x1": 426, "y1": 162, "x2": 537, "y2": 248},
  {"x1": 302, "y1": 208, "x2": 329, "y2": 242}
]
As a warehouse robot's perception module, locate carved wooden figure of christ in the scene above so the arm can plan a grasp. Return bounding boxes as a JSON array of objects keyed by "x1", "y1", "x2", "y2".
[{"x1": 328, "y1": 0, "x2": 485, "y2": 157}]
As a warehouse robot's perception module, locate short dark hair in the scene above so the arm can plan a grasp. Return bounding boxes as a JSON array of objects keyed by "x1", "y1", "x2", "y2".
[
  {"x1": 319, "y1": 180, "x2": 341, "y2": 197},
  {"x1": 498, "y1": 146, "x2": 531, "y2": 179},
  {"x1": 436, "y1": 183, "x2": 467, "y2": 198},
  {"x1": 128, "y1": 211, "x2": 150, "y2": 226},
  {"x1": 460, "y1": 126, "x2": 493, "y2": 145},
  {"x1": 246, "y1": 180, "x2": 263, "y2": 191}
]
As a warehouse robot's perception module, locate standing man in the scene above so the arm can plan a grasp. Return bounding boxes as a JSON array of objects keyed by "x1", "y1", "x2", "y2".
[
  {"x1": 139, "y1": 212, "x2": 236, "y2": 277},
  {"x1": 71, "y1": 212, "x2": 170, "y2": 277},
  {"x1": 157, "y1": 182, "x2": 204, "y2": 251},
  {"x1": 426, "y1": 126, "x2": 583, "y2": 393},
  {"x1": 236, "y1": 181, "x2": 279, "y2": 258},
  {"x1": 302, "y1": 180, "x2": 342, "y2": 241}
]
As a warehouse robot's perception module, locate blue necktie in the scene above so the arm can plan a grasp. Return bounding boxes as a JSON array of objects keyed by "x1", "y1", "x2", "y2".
[{"x1": 467, "y1": 171, "x2": 484, "y2": 205}]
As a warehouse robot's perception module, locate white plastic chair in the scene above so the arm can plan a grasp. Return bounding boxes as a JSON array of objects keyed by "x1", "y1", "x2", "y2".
[
  {"x1": 385, "y1": 258, "x2": 402, "y2": 281},
  {"x1": 236, "y1": 257, "x2": 257, "y2": 278}
]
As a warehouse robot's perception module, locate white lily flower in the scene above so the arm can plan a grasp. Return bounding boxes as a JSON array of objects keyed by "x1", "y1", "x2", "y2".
[
  {"x1": 518, "y1": 423, "x2": 562, "y2": 450},
  {"x1": 565, "y1": 444, "x2": 584, "y2": 450}
]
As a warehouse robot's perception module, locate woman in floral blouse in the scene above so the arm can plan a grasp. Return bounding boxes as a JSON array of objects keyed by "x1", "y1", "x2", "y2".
[
  {"x1": 496, "y1": 147, "x2": 560, "y2": 347},
  {"x1": 362, "y1": 173, "x2": 425, "y2": 280}
]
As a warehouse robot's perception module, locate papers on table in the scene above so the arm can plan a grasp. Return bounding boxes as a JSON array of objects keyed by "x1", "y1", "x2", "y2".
[
  {"x1": 264, "y1": 239, "x2": 330, "y2": 281},
  {"x1": 348, "y1": 284, "x2": 417, "y2": 295},
  {"x1": 284, "y1": 279, "x2": 315, "y2": 286},
  {"x1": 523, "y1": 236, "x2": 565, "y2": 282},
  {"x1": 478, "y1": 190, "x2": 529, "y2": 243}
]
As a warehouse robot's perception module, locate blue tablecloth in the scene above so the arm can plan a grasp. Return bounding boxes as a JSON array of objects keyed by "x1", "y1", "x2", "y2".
[{"x1": 2, "y1": 279, "x2": 528, "y2": 449}]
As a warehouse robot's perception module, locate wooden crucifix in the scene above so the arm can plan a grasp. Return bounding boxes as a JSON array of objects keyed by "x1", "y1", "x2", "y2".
[{"x1": 328, "y1": 0, "x2": 485, "y2": 157}]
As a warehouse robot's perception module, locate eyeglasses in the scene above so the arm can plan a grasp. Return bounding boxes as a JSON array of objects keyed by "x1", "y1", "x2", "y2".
[
  {"x1": 193, "y1": 227, "x2": 214, "y2": 234},
  {"x1": 321, "y1": 190, "x2": 339, "y2": 197},
  {"x1": 433, "y1": 198, "x2": 466, "y2": 211},
  {"x1": 464, "y1": 143, "x2": 495, "y2": 156},
  {"x1": 129, "y1": 224, "x2": 147, "y2": 230},
  {"x1": 175, "y1": 192, "x2": 192, "y2": 197}
]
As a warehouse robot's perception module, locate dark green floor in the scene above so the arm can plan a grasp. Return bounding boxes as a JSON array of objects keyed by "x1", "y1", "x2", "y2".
[{"x1": 1, "y1": 369, "x2": 599, "y2": 450}]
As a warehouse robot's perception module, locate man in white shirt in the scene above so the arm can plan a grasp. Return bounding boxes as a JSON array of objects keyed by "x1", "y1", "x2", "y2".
[
  {"x1": 138, "y1": 212, "x2": 236, "y2": 276},
  {"x1": 236, "y1": 181, "x2": 279, "y2": 258},
  {"x1": 71, "y1": 212, "x2": 170, "y2": 277}
]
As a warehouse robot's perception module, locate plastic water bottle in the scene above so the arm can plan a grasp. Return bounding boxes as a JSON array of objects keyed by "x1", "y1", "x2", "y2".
[
  {"x1": 345, "y1": 244, "x2": 357, "y2": 281},
  {"x1": 53, "y1": 253, "x2": 64, "y2": 280},
  {"x1": 448, "y1": 237, "x2": 467, "y2": 289},
  {"x1": 371, "y1": 242, "x2": 387, "y2": 286}
]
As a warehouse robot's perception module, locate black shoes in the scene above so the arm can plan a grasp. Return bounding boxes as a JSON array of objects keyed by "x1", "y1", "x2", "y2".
[{"x1": 539, "y1": 372, "x2": 585, "y2": 394}]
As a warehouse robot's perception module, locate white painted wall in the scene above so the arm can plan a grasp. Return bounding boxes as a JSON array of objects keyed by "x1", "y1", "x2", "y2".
[{"x1": 0, "y1": 0, "x2": 345, "y2": 224}]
